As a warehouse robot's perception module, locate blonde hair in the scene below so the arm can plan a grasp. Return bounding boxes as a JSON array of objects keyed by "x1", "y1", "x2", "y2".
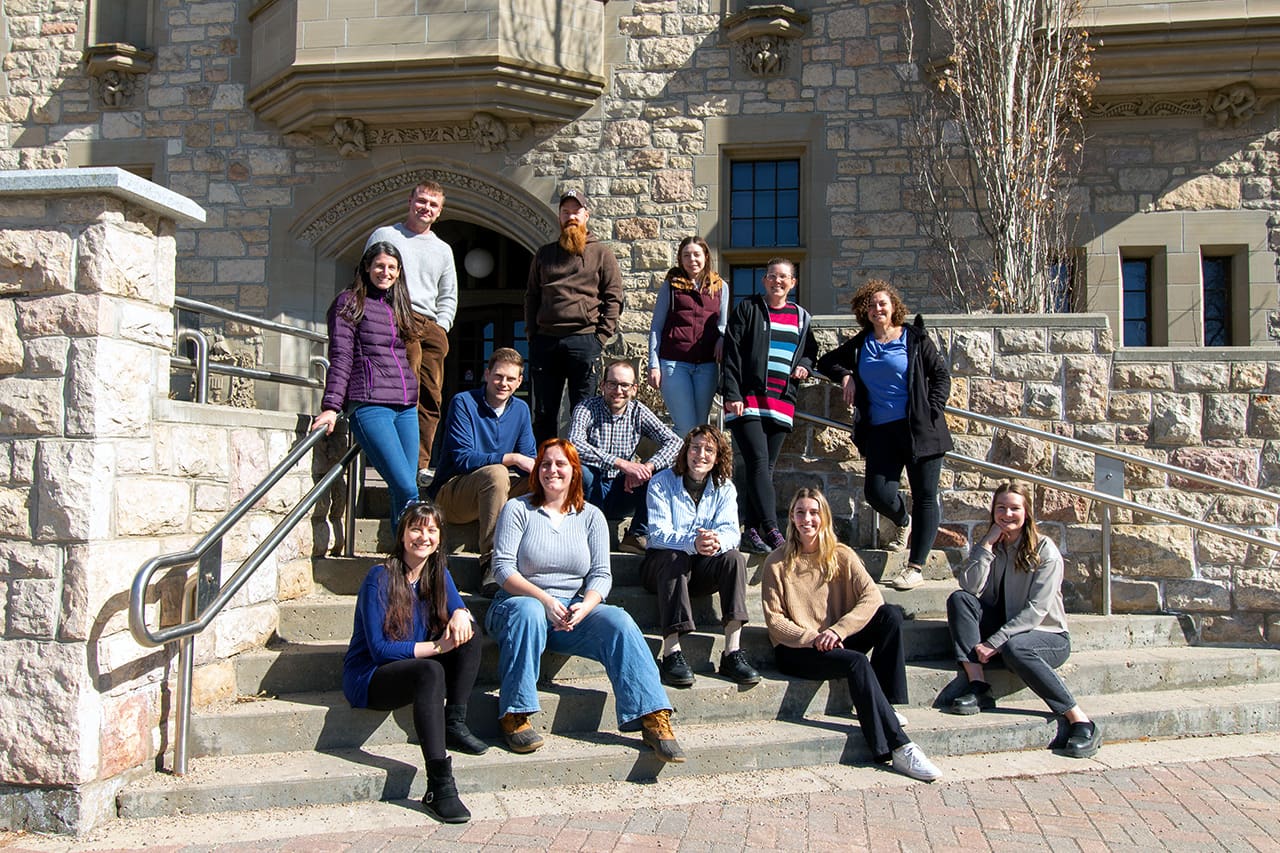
[{"x1": 782, "y1": 488, "x2": 845, "y2": 583}]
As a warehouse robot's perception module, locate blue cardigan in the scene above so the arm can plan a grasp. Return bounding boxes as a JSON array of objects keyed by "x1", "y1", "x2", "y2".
[{"x1": 342, "y1": 563, "x2": 467, "y2": 708}]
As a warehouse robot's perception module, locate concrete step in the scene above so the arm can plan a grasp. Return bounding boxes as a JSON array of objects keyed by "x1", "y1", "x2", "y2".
[
  {"x1": 118, "y1": 680, "x2": 1280, "y2": 820},
  {"x1": 197, "y1": 645, "x2": 1280, "y2": 759}
]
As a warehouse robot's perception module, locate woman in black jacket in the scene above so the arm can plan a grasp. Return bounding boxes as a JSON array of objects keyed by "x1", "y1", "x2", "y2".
[{"x1": 816, "y1": 280, "x2": 952, "y2": 590}]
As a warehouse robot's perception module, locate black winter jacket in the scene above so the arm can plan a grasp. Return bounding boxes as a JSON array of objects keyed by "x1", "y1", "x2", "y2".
[
  {"x1": 720, "y1": 295, "x2": 818, "y2": 410},
  {"x1": 816, "y1": 315, "x2": 953, "y2": 460}
]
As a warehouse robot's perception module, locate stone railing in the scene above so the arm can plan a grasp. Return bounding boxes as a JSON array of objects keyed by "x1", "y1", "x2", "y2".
[
  {"x1": 0, "y1": 170, "x2": 335, "y2": 833},
  {"x1": 780, "y1": 314, "x2": 1280, "y2": 644}
]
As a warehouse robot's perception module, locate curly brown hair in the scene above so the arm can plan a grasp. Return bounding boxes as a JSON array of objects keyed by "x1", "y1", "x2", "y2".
[
  {"x1": 672, "y1": 425, "x2": 733, "y2": 486},
  {"x1": 849, "y1": 279, "x2": 908, "y2": 332}
]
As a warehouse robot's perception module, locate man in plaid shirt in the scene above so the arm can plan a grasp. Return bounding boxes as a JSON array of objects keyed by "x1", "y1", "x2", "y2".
[{"x1": 569, "y1": 360, "x2": 682, "y2": 553}]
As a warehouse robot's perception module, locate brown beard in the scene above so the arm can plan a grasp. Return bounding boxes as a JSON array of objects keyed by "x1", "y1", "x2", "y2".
[{"x1": 559, "y1": 222, "x2": 588, "y2": 255}]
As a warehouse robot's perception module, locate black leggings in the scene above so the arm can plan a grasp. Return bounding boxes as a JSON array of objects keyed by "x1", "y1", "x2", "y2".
[
  {"x1": 728, "y1": 417, "x2": 789, "y2": 529},
  {"x1": 364, "y1": 637, "x2": 482, "y2": 761},
  {"x1": 862, "y1": 420, "x2": 944, "y2": 567}
]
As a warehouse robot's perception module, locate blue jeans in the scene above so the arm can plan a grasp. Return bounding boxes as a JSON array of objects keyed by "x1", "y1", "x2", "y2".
[
  {"x1": 484, "y1": 592, "x2": 671, "y2": 727},
  {"x1": 349, "y1": 403, "x2": 419, "y2": 526},
  {"x1": 658, "y1": 359, "x2": 718, "y2": 438},
  {"x1": 581, "y1": 466, "x2": 649, "y2": 537}
]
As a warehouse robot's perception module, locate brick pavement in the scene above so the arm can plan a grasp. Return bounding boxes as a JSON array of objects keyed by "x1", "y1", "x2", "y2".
[{"x1": 5, "y1": 751, "x2": 1279, "y2": 852}]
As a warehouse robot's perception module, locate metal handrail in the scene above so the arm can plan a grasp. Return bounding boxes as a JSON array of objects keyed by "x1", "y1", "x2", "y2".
[
  {"x1": 129, "y1": 421, "x2": 360, "y2": 774},
  {"x1": 175, "y1": 295, "x2": 327, "y2": 343}
]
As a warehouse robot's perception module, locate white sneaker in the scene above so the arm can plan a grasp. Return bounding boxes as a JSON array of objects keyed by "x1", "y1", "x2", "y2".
[
  {"x1": 894, "y1": 710, "x2": 909, "y2": 728},
  {"x1": 891, "y1": 742, "x2": 940, "y2": 782},
  {"x1": 884, "y1": 518, "x2": 911, "y2": 551},
  {"x1": 417, "y1": 468, "x2": 433, "y2": 486},
  {"x1": 890, "y1": 567, "x2": 924, "y2": 591}
]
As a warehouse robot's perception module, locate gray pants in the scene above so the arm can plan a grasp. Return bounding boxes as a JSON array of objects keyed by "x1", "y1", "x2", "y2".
[{"x1": 947, "y1": 589, "x2": 1077, "y2": 715}]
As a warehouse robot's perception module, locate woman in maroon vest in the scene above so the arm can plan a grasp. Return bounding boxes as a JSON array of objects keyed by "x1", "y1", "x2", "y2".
[{"x1": 647, "y1": 236, "x2": 729, "y2": 437}]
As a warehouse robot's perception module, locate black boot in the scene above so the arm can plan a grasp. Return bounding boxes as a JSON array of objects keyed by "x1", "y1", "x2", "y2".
[
  {"x1": 445, "y1": 704, "x2": 489, "y2": 755},
  {"x1": 423, "y1": 756, "x2": 471, "y2": 823}
]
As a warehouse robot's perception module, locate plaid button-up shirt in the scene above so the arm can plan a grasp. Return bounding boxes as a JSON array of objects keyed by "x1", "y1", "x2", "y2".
[{"x1": 567, "y1": 396, "x2": 681, "y2": 480}]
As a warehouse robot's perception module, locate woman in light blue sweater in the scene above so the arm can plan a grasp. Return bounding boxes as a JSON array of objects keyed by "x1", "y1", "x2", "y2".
[{"x1": 485, "y1": 438, "x2": 685, "y2": 763}]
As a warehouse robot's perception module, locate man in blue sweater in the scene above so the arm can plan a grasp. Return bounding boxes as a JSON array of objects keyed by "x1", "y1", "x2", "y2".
[{"x1": 428, "y1": 348, "x2": 536, "y2": 592}]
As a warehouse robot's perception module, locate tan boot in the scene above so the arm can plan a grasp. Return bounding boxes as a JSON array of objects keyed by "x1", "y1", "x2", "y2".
[
  {"x1": 639, "y1": 709, "x2": 686, "y2": 763},
  {"x1": 499, "y1": 712, "x2": 544, "y2": 753}
]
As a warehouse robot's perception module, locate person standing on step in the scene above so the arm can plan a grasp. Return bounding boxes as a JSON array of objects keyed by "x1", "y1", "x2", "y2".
[
  {"x1": 642, "y1": 425, "x2": 759, "y2": 689},
  {"x1": 428, "y1": 347, "x2": 535, "y2": 594},
  {"x1": 761, "y1": 488, "x2": 941, "y2": 783},
  {"x1": 567, "y1": 359, "x2": 682, "y2": 555},
  {"x1": 366, "y1": 181, "x2": 458, "y2": 485},
  {"x1": 525, "y1": 190, "x2": 624, "y2": 445},
  {"x1": 312, "y1": 242, "x2": 420, "y2": 526},
  {"x1": 815, "y1": 279, "x2": 952, "y2": 591},
  {"x1": 341, "y1": 502, "x2": 485, "y2": 824},
  {"x1": 647, "y1": 236, "x2": 729, "y2": 438},
  {"x1": 720, "y1": 258, "x2": 818, "y2": 554},
  {"x1": 485, "y1": 438, "x2": 685, "y2": 764},
  {"x1": 944, "y1": 481, "x2": 1102, "y2": 759}
]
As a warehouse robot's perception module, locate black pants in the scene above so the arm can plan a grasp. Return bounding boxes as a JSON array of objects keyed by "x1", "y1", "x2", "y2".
[
  {"x1": 862, "y1": 420, "x2": 944, "y2": 567},
  {"x1": 530, "y1": 332, "x2": 602, "y2": 445},
  {"x1": 947, "y1": 589, "x2": 1076, "y2": 715},
  {"x1": 728, "y1": 417, "x2": 789, "y2": 529},
  {"x1": 364, "y1": 637, "x2": 482, "y2": 762},
  {"x1": 640, "y1": 547, "x2": 750, "y2": 636},
  {"x1": 772, "y1": 604, "x2": 909, "y2": 760}
]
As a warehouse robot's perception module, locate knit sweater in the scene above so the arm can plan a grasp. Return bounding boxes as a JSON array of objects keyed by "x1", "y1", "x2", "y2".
[
  {"x1": 491, "y1": 495, "x2": 612, "y2": 601},
  {"x1": 366, "y1": 224, "x2": 458, "y2": 330},
  {"x1": 761, "y1": 545, "x2": 884, "y2": 648}
]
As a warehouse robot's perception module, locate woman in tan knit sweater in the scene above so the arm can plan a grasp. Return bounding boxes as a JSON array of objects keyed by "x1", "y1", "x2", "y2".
[{"x1": 761, "y1": 487, "x2": 941, "y2": 782}]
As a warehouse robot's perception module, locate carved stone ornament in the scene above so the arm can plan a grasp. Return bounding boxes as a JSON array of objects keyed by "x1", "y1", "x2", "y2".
[
  {"x1": 723, "y1": 4, "x2": 809, "y2": 78},
  {"x1": 353, "y1": 119, "x2": 526, "y2": 150},
  {"x1": 1087, "y1": 83, "x2": 1273, "y2": 126},
  {"x1": 330, "y1": 118, "x2": 368, "y2": 159},
  {"x1": 82, "y1": 42, "x2": 154, "y2": 110},
  {"x1": 1207, "y1": 83, "x2": 1262, "y2": 128}
]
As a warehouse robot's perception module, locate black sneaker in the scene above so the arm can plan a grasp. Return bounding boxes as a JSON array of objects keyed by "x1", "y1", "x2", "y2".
[
  {"x1": 718, "y1": 650, "x2": 761, "y2": 686},
  {"x1": 659, "y1": 651, "x2": 695, "y2": 687},
  {"x1": 947, "y1": 680, "x2": 996, "y2": 715},
  {"x1": 741, "y1": 527, "x2": 770, "y2": 554},
  {"x1": 763, "y1": 527, "x2": 786, "y2": 550}
]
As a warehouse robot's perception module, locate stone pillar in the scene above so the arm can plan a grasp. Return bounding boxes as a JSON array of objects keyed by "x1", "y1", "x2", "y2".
[{"x1": 0, "y1": 168, "x2": 205, "y2": 832}]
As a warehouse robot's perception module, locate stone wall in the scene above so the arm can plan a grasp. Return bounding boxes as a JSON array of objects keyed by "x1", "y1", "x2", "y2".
[
  {"x1": 0, "y1": 171, "x2": 326, "y2": 833},
  {"x1": 783, "y1": 314, "x2": 1280, "y2": 644}
]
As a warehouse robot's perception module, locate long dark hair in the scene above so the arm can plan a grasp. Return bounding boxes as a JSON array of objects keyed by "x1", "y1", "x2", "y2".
[
  {"x1": 381, "y1": 502, "x2": 450, "y2": 640},
  {"x1": 673, "y1": 424, "x2": 733, "y2": 487},
  {"x1": 338, "y1": 242, "x2": 415, "y2": 338}
]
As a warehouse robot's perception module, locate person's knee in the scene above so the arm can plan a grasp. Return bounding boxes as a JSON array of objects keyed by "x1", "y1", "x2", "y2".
[
  {"x1": 877, "y1": 603, "x2": 904, "y2": 630},
  {"x1": 473, "y1": 465, "x2": 511, "y2": 495},
  {"x1": 947, "y1": 589, "x2": 980, "y2": 611}
]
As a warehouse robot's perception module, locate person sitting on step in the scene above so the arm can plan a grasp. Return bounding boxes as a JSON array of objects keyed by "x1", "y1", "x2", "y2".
[
  {"x1": 341, "y1": 501, "x2": 485, "y2": 824},
  {"x1": 567, "y1": 359, "x2": 682, "y2": 554},
  {"x1": 762, "y1": 488, "x2": 941, "y2": 783},
  {"x1": 944, "y1": 481, "x2": 1102, "y2": 759},
  {"x1": 484, "y1": 438, "x2": 686, "y2": 763},
  {"x1": 642, "y1": 424, "x2": 760, "y2": 688}
]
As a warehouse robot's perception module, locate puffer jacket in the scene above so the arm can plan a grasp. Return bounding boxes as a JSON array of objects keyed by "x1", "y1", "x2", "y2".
[{"x1": 321, "y1": 288, "x2": 416, "y2": 412}]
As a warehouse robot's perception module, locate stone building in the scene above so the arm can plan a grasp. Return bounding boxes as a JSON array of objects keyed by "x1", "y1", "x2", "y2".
[{"x1": 2, "y1": 0, "x2": 1280, "y2": 833}]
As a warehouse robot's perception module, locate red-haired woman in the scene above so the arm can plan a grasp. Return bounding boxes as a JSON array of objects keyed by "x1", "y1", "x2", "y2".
[
  {"x1": 342, "y1": 502, "x2": 482, "y2": 823},
  {"x1": 484, "y1": 439, "x2": 685, "y2": 763}
]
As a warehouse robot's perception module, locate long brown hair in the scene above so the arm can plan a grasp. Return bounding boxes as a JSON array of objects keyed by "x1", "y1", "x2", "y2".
[
  {"x1": 337, "y1": 241, "x2": 415, "y2": 338},
  {"x1": 381, "y1": 502, "x2": 450, "y2": 640},
  {"x1": 849, "y1": 278, "x2": 908, "y2": 332},
  {"x1": 528, "y1": 438, "x2": 586, "y2": 513},
  {"x1": 670, "y1": 235, "x2": 722, "y2": 294},
  {"x1": 991, "y1": 481, "x2": 1041, "y2": 573},
  {"x1": 782, "y1": 488, "x2": 854, "y2": 583},
  {"x1": 672, "y1": 425, "x2": 733, "y2": 487}
]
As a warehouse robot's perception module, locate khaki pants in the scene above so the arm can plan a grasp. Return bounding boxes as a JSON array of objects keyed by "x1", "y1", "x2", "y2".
[
  {"x1": 435, "y1": 464, "x2": 531, "y2": 562},
  {"x1": 404, "y1": 313, "x2": 450, "y2": 471}
]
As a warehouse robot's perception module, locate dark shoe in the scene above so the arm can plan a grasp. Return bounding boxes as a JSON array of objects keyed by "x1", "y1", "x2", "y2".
[
  {"x1": 741, "y1": 527, "x2": 770, "y2": 554},
  {"x1": 640, "y1": 709, "x2": 686, "y2": 763},
  {"x1": 718, "y1": 650, "x2": 761, "y2": 686},
  {"x1": 444, "y1": 704, "x2": 489, "y2": 755},
  {"x1": 479, "y1": 555, "x2": 498, "y2": 596},
  {"x1": 499, "y1": 712, "x2": 544, "y2": 753},
  {"x1": 422, "y1": 756, "x2": 470, "y2": 823},
  {"x1": 619, "y1": 532, "x2": 647, "y2": 555},
  {"x1": 947, "y1": 680, "x2": 995, "y2": 715},
  {"x1": 763, "y1": 527, "x2": 786, "y2": 550},
  {"x1": 1061, "y1": 721, "x2": 1102, "y2": 758},
  {"x1": 660, "y1": 651, "x2": 695, "y2": 687}
]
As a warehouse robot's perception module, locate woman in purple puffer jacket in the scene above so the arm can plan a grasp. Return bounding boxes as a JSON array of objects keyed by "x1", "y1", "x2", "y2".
[{"x1": 312, "y1": 242, "x2": 420, "y2": 524}]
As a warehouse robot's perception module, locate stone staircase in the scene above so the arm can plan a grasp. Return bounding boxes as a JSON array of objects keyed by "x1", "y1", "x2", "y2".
[{"x1": 115, "y1": 488, "x2": 1280, "y2": 819}]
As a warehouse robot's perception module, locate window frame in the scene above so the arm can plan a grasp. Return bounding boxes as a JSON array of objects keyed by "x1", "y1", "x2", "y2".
[{"x1": 721, "y1": 146, "x2": 807, "y2": 303}]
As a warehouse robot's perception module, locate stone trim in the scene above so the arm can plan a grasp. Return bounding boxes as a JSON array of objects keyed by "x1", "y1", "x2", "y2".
[{"x1": 0, "y1": 168, "x2": 205, "y2": 224}]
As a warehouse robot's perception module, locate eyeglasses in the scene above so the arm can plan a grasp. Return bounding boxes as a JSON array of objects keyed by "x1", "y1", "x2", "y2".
[
  {"x1": 764, "y1": 273, "x2": 793, "y2": 282},
  {"x1": 603, "y1": 380, "x2": 635, "y2": 391}
]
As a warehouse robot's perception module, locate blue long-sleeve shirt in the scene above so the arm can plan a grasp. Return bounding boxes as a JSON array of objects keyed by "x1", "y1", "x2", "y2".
[
  {"x1": 427, "y1": 387, "x2": 536, "y2": 498},
  {"x1": 342, "y1": 563, "x2": 467, "y2": 708},
  {"x1": 645, "y1": 467, "x2": 741, "y2": 554}
]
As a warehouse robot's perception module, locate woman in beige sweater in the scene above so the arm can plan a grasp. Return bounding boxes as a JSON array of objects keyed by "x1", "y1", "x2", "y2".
[{"x1": 761, "y1": 487, "x2": 940, "y2": 782}]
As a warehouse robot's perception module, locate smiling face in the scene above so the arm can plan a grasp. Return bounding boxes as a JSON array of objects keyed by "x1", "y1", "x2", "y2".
[
  {"x1": 790, "y1": 497, "x2": 822, "y2": 550},
  {"x1": 401, "y1": 515, "x2": 440, "y2": 566},
  {"x1": 685, "y1": 434, "x2": 718, "y2": 481},
  {"x1": 538, "y1": 445, "x2": 574, "y2": 497},
  {"x1": 367, "y1": 253, "x2": 400, "y2": 291},
  {"x1": 680, "y1": 241, "x2": 707, "y2": 279},
  {"x1": 866, "y1": 290, "x2": 895, "y2": 331},
  {"x1": 406, "y1": 187, "x2": 444, "y2": 234},
  {"x1": 601, "y1": 362, "x2": 636, "y2": 415},
  {"x1": 483, "y1": 360, "x2": 523, "y2": 409},
  {"x1": 991, "y1": 491, "x2": 1028, "y2": 537},
  {"x1": 762, "y1": 262, "x2": 796, "y2": 307}
]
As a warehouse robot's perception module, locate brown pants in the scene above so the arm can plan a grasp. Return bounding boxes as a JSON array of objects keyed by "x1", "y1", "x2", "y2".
[
  {"x1": 404, "y1": 313, "x2": 449, "y2": 471},
  {"x1": 640, "y1": 547, "x2": 750, "y2": 636},
  {"x1": 435, "y1": 464, "x2": 531, "y2": 561}
]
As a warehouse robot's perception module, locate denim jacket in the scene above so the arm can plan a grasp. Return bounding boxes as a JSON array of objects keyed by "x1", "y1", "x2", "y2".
[{"x1": 645, "y1": 467, "x2": 741, "y2": 554}]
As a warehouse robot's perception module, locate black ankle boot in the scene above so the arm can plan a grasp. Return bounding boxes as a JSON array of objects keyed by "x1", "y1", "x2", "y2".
[
  {"x1": 445, "y1": 704, "x2": 489, "y2": 755},
  {"x1": 423, "y1": 756, "x2": 471, "y2": 823}
]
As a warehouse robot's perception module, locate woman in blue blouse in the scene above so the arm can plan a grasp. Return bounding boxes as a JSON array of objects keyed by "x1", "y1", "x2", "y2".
[{"x1": 342, "y1": 501, "x2": 483, "y2": 823}]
